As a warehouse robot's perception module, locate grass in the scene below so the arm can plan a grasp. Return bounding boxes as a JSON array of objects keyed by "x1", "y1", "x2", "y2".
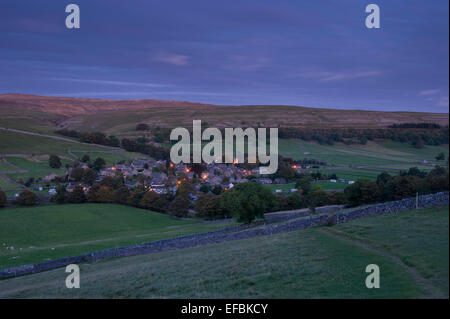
[
  {"x1": 0, "y1": 204, "x2": 236, "y2": 269},
  {"x1": 5, "y1": 157, "x2": 67, "y2": 181},
  {"x1": 279, "y1": 139, "x2": 447, "y2": 165},
  {"x1": 313, "y1": 180, "x2": 347, "y2": 190},
  {"x1": 0, "y1": 206, "x2": 447, "y2": 298},
  {"x1": 71, "y1": 151, "x2": 148, "y2": 166},
  {"x1": 0, "y1": 177, "x2": 20, "y2": 191},
  {"x1": 0, "y1": 161, "x2": 14, "y2": 173},
  {"x1": 263, "y1": 183, "x2": 296, "y2": 192},
  {"x1": 331, "y1": 205, "x2": 449, "y2": 295},
  {"x1": 0, "y1": 130, "x2": 106, "y2": 156}
]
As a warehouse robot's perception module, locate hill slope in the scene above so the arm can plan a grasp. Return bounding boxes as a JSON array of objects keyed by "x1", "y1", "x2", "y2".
[
  {"x1": 0, "y1": 94, "x2": 448, "y2": 134},
  {"x1": 0, "y1": 206, "x2": 447, "y2": 298}
]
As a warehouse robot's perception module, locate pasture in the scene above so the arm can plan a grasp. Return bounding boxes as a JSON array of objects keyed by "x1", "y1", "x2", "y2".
[
  {"x1": 279, "y1": 139, "x2": 447, "y2": 181},
  {"x1": 0, "y1": 205, "x2": 447, "y2": 298},
  {"x1": 0, "y1": 204, "x2": 236, "y2": 269}
]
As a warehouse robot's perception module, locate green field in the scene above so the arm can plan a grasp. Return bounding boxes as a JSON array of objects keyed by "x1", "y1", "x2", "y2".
[
  {"x1": 314, "y1": 180, "x2": 347, "y2": 190},
  {"x1": 71, "y1": 151, "x2": 147, "y2": 166},
  {"x1": 263, "y1": 183, "x2": 296, "y2": 192},
  {"x1": 277, "y1": 139, "x2": 448, "y2": 181},
  {"x1": 4, "y1": 157, "x2": 67, "y2": 181},
  {"x1": 0, "y1": 176, "x2": 20, "y2": 191},
  {"x1": 0, "y1": 204, "x2": 236, "y2": 269},
  {"x1": 0, "y1": 160, "x2": 14, "y2": 172},
  {"x1": 0, "y1": 205, "x2": 447, "y2": 298},
  {"x1": 0, "y1": 131, "x2": 106, "y2": 156},
  {"x1": 279, "y1": 139, "x2": 447, "y2": 167}
]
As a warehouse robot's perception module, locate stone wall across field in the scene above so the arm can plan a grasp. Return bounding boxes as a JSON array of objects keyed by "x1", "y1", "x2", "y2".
[
  {"x1": 334, "y1": 191, "x2": 449, "y2": 224},
  {"x1": 0, "y1": 192, "x2": 448, "y2": 280}
]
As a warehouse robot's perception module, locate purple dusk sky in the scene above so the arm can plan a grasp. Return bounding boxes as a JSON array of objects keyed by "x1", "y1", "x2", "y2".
[{"x1": 0, "y1": 0, "x2": 448, "y2": 112}]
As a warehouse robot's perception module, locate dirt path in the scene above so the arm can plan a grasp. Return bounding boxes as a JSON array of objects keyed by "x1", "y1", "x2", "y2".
[{"x1": 315, "y1": 227, "x2": 445, "y2": 299}]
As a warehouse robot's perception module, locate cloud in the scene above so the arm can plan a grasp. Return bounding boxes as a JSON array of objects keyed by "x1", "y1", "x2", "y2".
[
  {"x1": 225, "y1": 56, "x2": 271, "y2": 71},
  {"x1": 320, "y1": 70, "x2": 383, "y2": 82},
  {"x1": 53, "y1": 78, "x2": 170, "y2": 88},
  {"x1": 154, "y1": 54, "x2": 189, "y2": 66},
  {"x1": 437, "y1": 96, "x2": 449, "y2": 108},
  {"x1": 419, "y1": 89, "x2": 441, "y2": 96}
]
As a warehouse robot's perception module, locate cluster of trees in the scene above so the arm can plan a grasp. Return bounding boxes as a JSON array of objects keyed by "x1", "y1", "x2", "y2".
[
  {"x1": 345, "y1": 166, "x2": 449, "y2": 207},
  {"x1": 69, "y1": 167, "x2": 98, "y2": 184},
  {"x1": 389, "y1": 123, "x2": 441, "y2": 129},
  {"x1": 51, "y1": 175, "x2": 195, "y2": 217},
  {"x1": 196, "y1": 182, "x2": 278, "y2": 223},
  {"x1": 121, "y1": 138, "x2": 170, "y2": 161},
  {"x1": 55, "y1": 129, "x2": 120, "y2": 147},
  {"x1": 278, "y1": 126, "x2": 449, "y2": 148},
  {"x1": 196, "y1": 166, "x2": 449, "y2": 222},
  {"x1": 78, "y1": 155, "x2": 106, "y2": 171}
]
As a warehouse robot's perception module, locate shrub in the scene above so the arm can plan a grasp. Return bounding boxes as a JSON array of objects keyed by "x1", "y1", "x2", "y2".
[
  {"x1": 14, "y1": 190, "x2": 37, "y2": 206},
  {"x1": 195, "y1": 193, "x2": 223, "y2": 219},
  {"x1": 49, "y1": 155, "x2": 62, "y2": 169},
  {"x1": 69, "y1": 186, "x2": 86, "y2": 203},
  {"x1": 220, "y1": 182, "x2": 278, "y2": 223}
]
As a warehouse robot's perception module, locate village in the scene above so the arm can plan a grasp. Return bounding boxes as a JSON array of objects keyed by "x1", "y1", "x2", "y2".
[{"x1": 21, "y1": 156, "x2": 353, "y2": 201}]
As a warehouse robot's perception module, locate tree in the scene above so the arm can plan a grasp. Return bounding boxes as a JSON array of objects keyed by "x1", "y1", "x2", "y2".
[
  {"x1": 327, "y1": 191, "x2": 346, "y2": 205},
  {"x1": 199, "y1": 184, "x2": 210, "y2": 194},
  {"x1": 114, "y1": 186, "x2": 130, "y2": 205},
  {"x1": 139, "y1": 191, "x2": 168, "y2": 212},
  {"x1": 70, "y1": 167, "x2": 85, "y2": 182},
  {"x1": 95, "y1": 186, "x2": 115, "y2": 203},
  {"x1": 52, "y1": 186, "x2": 68, "y2": 204},
  {"x1": 127, "y1": 189, "x2": 145, "y2": 207},
  {"x1": 81, "y1": 154, "x2": 90, "y2": 163},
  {"x1": 49, "y1": 155, "x2": 62, "y2": 168},
  {"x1": 169, "y1": 194, "x2": 190, "y2": 217},
  {"x1": 211, "y1": 185, "x2": 223, "y2": 195},
  {"x1": 0, "y1": 190, "x2": 7, "y2": 208},
  {"x1": 93, "y1": 157, "x2": 106, "y2": 171},
  {"x1": 295, "y1": 176, "x2": 312, "y2": 195},
  {"x1": 376, "y1": 172, "x2": 392, "y2": 185},
  {"x1": 83, "y1": 169, "x2": 97, "y2": 185},
  {"x1": 220, "y1": 182, "x2": 278, "y2": 223},
  {"x1": 136, "y1": 123, "x2": 149, "y2": 131},
  {"x1": 195, "y1": 193, "x2": 222, "y2": 219},
  {"x1": 436, "y1": 152, "x2": 446, "y2": 161},
  {"x1": 307, "y1": 186, "x2": 328, "y2": 209},
  {"x1": 344, "y1": 179, "x2": 381, "y2": 207},
  {"x1": 70, "y1": 186, "x2": 86, "y2": 203},
  {"x1": 14, "y1": 190, "x2": 37, "y2": 206}
]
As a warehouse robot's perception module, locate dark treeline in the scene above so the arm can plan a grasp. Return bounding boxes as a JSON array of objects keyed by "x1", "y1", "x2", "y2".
[
  {"x1": 121, "y1": 138, "x2": 171, "y2": 161},
  {"x1": 278, "y1": 126, "x2": 449, "y2": 148},
  {"x1": 55, "y1": 129, "x2": 120, "y2": 147},
  {"x1": 389, "y1": 123, "x2": 442, "y2": 129},
  {"x1": 196, "y1": 166, "x2": 449, "y2": 222}
]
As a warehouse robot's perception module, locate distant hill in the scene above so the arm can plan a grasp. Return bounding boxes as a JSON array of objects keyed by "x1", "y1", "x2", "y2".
[{"x1": 0, "y1": 94, "x2": 448, "y2": 134}]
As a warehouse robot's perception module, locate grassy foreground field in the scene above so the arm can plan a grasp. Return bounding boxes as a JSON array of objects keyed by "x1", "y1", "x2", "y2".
[
  {"x1": 0, "y1": 204, "x2": 236, "y2": 269},
  {"x1": 0, "y1": 206, "x2": 447, "y2": 298}
]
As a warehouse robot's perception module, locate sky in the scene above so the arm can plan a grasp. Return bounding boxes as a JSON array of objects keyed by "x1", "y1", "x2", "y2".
[{"x1": 0, "y1": 0, "x2": 448, "y2": 112}]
